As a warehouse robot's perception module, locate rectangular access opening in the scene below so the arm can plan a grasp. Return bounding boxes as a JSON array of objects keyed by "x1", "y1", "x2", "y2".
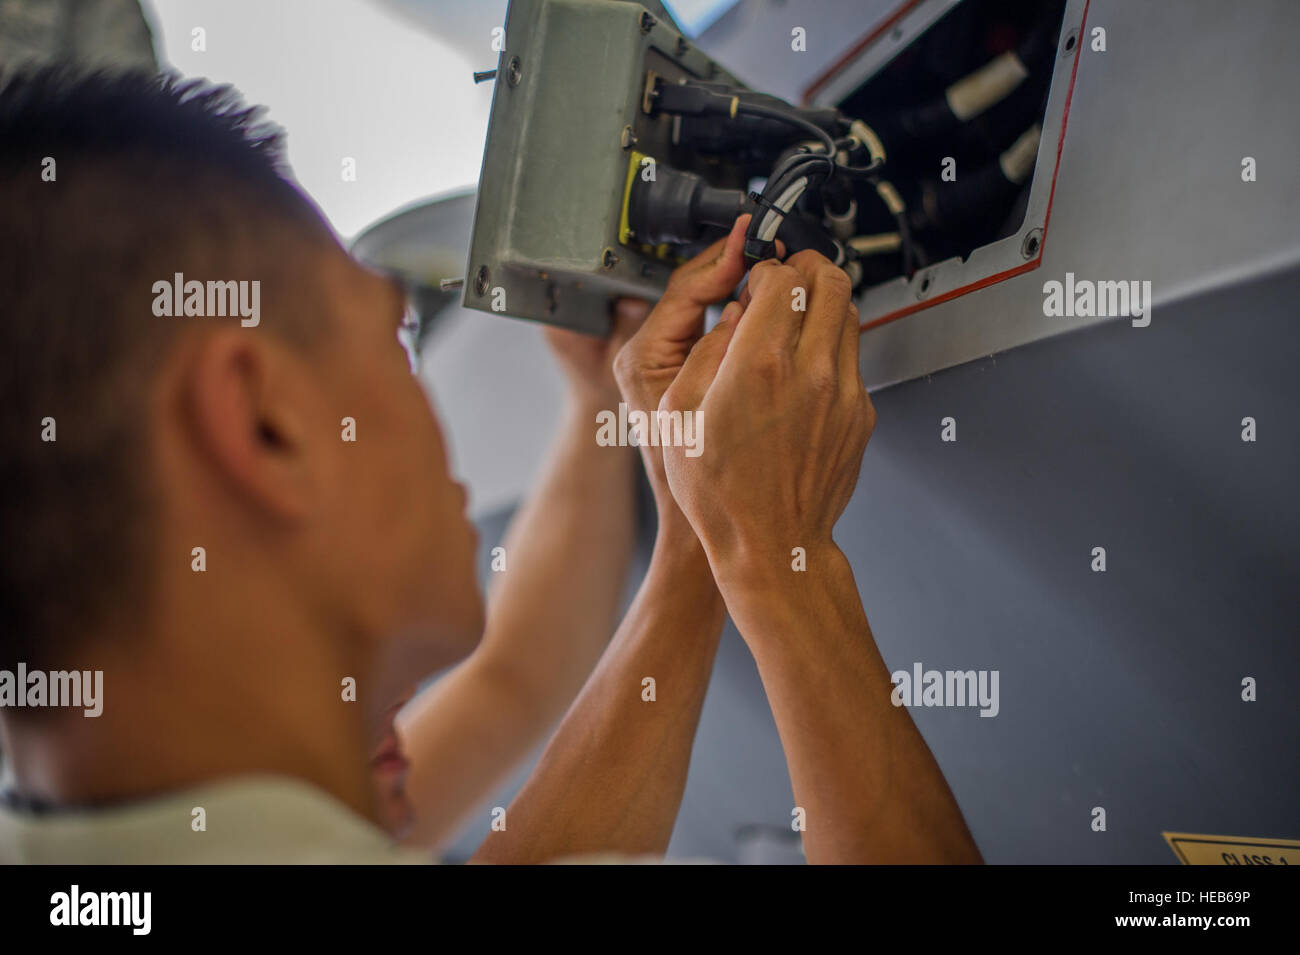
[{"x1": 805, "y1": 0, "x2": 1086, "y2": 328}]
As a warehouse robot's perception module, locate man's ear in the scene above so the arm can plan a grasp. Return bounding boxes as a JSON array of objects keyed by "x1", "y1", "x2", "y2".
[{"x1": 180, "y1": 330, "x2": 319, "y2": 521}]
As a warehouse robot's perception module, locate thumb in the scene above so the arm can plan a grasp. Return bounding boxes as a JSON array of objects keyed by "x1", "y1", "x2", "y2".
[
  {"x1": 671, "y1": 214, "x2": 750, "y2": 305},
  {"x1": 647, "y1": 215, "x2": 751, "y2": 341},
  {"x1": 665, "y1": 301, "x2": 742, "y2": 410}
]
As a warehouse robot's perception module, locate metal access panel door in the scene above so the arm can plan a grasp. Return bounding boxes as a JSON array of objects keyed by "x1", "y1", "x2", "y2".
[{"x1": 461, "y1": 0, "x2": 746, "y2": 335}]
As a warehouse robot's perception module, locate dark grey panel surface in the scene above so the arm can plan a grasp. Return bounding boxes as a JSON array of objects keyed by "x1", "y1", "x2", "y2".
[{"x1": 677, "y1": 266, "x2": 1300, "y2": 864}]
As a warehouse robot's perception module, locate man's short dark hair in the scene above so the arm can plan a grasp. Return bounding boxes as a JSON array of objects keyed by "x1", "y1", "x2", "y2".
[{"x1": 0, "y1": 69, "x2": 335, "y2": 668}]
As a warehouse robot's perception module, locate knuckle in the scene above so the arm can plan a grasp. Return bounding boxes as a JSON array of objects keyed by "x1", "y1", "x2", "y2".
[
  {"x1": 612, "y1": 342, "x2": 641, "y2": 383},
  {"x1": 774, "y1": 263, "x2": 804, "y2": 287},
  {"x1": 806, "y1": 359, "x2": 838, "y2": 396},
  {"x1": 752, "y1": 259, "x2": 796, "y2": 282},
  {"x1": 611, "y1": 343, "x2": 633, "y2": 375},
  {"x1": 698, "y1": 326, "x2": 728, "y2": 355},
  {"x1": 751, "y1": 350, "x2": 787, "y2": 385},
  {"x1": 659, "y1": 384, "x2": 684, "y2": 414},
  {"x1": 785, "y1": 249, "x2": 830, "y2": 273},
  {"x1": 816, "y1": 263, "x2": 853, "y2": 298},
  {"x1": 664, "y1": 270, "x2": 706, "y2": 302}
]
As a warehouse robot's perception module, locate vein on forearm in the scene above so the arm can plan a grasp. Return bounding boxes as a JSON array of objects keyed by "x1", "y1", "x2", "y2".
[{"x1": 472, "y1": 547, "x2": 724, "y2": 862}]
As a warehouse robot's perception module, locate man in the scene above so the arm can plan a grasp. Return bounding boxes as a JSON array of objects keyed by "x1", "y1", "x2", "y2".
[{"x1": 0, "y1": 70, "x2": 980, "y2": 863}]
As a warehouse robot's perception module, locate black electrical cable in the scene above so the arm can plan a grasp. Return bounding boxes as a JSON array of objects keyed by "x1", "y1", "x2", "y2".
[
  {"x1": 893, "y1": 204, "x2": 916, "y2": 276},
  {"x1": 770, "y1": 150, "x2": 832, "y2": 188},
  {"x1": 863, "y1": 174, "x2": 916, "y2": 277},
  {"x1": 732, "y1": 101, "x2": 837, "y2": 163},
  {"x1": 653, "y1": 78, "x2": 894, "y2": 270},
  {"x1": 739, "y1": 110, "x2": 841, "y2": 261},
  {"x1": 651, "y1": 80, "x2": 840, "y2": 161},
  {"x1": 838, "y1": 156, "x2": 885, "y2": 178},
  {"x1": 745, "y1": 149, "x2": 833, "y2": 259}
]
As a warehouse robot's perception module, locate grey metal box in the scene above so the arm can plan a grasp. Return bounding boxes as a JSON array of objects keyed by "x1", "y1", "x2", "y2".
[{"x1": 462, "y1": 0, "x2": 745, "y2": 334}]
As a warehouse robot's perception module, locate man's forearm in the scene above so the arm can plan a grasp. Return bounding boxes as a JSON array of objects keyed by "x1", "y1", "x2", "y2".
[
  {"x1": 398, "y1": 397, "x2": 636, "y2": 849},
  {"x1": 717, "y1": 543, "x2": 982, "y2": 864},
  {"x1": 475, "y1": 394, "x2": 636, "y2": 686},
  {"x1": 471, "y1": 532, "x2": 725, "y2": 863}
]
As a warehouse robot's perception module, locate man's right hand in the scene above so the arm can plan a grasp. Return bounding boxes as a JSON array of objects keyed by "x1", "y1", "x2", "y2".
[
  {"x1": 656, "y1": 253, "x2": 980, "y2": 864},
  {"x1": 659, "y1": 250, "x2": 875, "y2": 588}
]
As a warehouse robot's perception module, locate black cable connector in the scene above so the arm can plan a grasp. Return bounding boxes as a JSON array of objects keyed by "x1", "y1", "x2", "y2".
[
  {"x1": 626, "y1": 163, "x2": 749, "y2": 245},
  {"x1": 650, "y1": 78, "x2": 838, "y2": 159},
  {"x1": 649, "y1": 80, "x2": 737, "y2": 118}
]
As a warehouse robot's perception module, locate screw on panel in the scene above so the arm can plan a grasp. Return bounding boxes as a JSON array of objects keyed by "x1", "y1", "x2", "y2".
[
  {"x1": 1021, "y1": 229, "x2": 1043, "y2": 260},
  {"x1": 1062, "y1": 30, "x2": 1078, "y2": 56},
  {"x1": 640, "y1": 12, "x2": 656, "y2": 33},
  {"x1": 676, "y1": 36, "x2": 689, "y2": 57},
  {"x1": 602, "y1": 248, "x2": 619, "y2": 270},
  {"x1": 474, "y1": 266, "x2": 490, "y2": 296},
  {"x1": 915, "y1": 272, "x2": 933, "y2": 300},
  {"x1": 506, "y1": 56, "x2": 522, "y2": 87},
  {"x1": 472, "y1": 69, "x2": 497, "y2": 84},
  {"x1": 439, "y1": 277, "x2": 465, "y2": 291},
  {"x1": 621, "y1": 125, "x2": 637, "y2": 149}
]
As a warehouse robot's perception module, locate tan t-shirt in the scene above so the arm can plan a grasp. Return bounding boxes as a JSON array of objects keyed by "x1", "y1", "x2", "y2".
[
  {"x1": 0, "y1": 774, "x2": 674, "y2": 864},
  {"x1": 0, "y1": 775, "x2": 431, "y2": 864}
]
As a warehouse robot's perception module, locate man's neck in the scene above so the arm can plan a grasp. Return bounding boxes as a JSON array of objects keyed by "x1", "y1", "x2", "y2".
[{"x1": 0, "y1": 613, "x2": 380, "y2": 826}]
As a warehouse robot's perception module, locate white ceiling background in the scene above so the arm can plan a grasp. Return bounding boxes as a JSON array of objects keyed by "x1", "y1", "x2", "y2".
[{"x1": 141, "y1": 0, "x2": 501, "y2": 241}]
